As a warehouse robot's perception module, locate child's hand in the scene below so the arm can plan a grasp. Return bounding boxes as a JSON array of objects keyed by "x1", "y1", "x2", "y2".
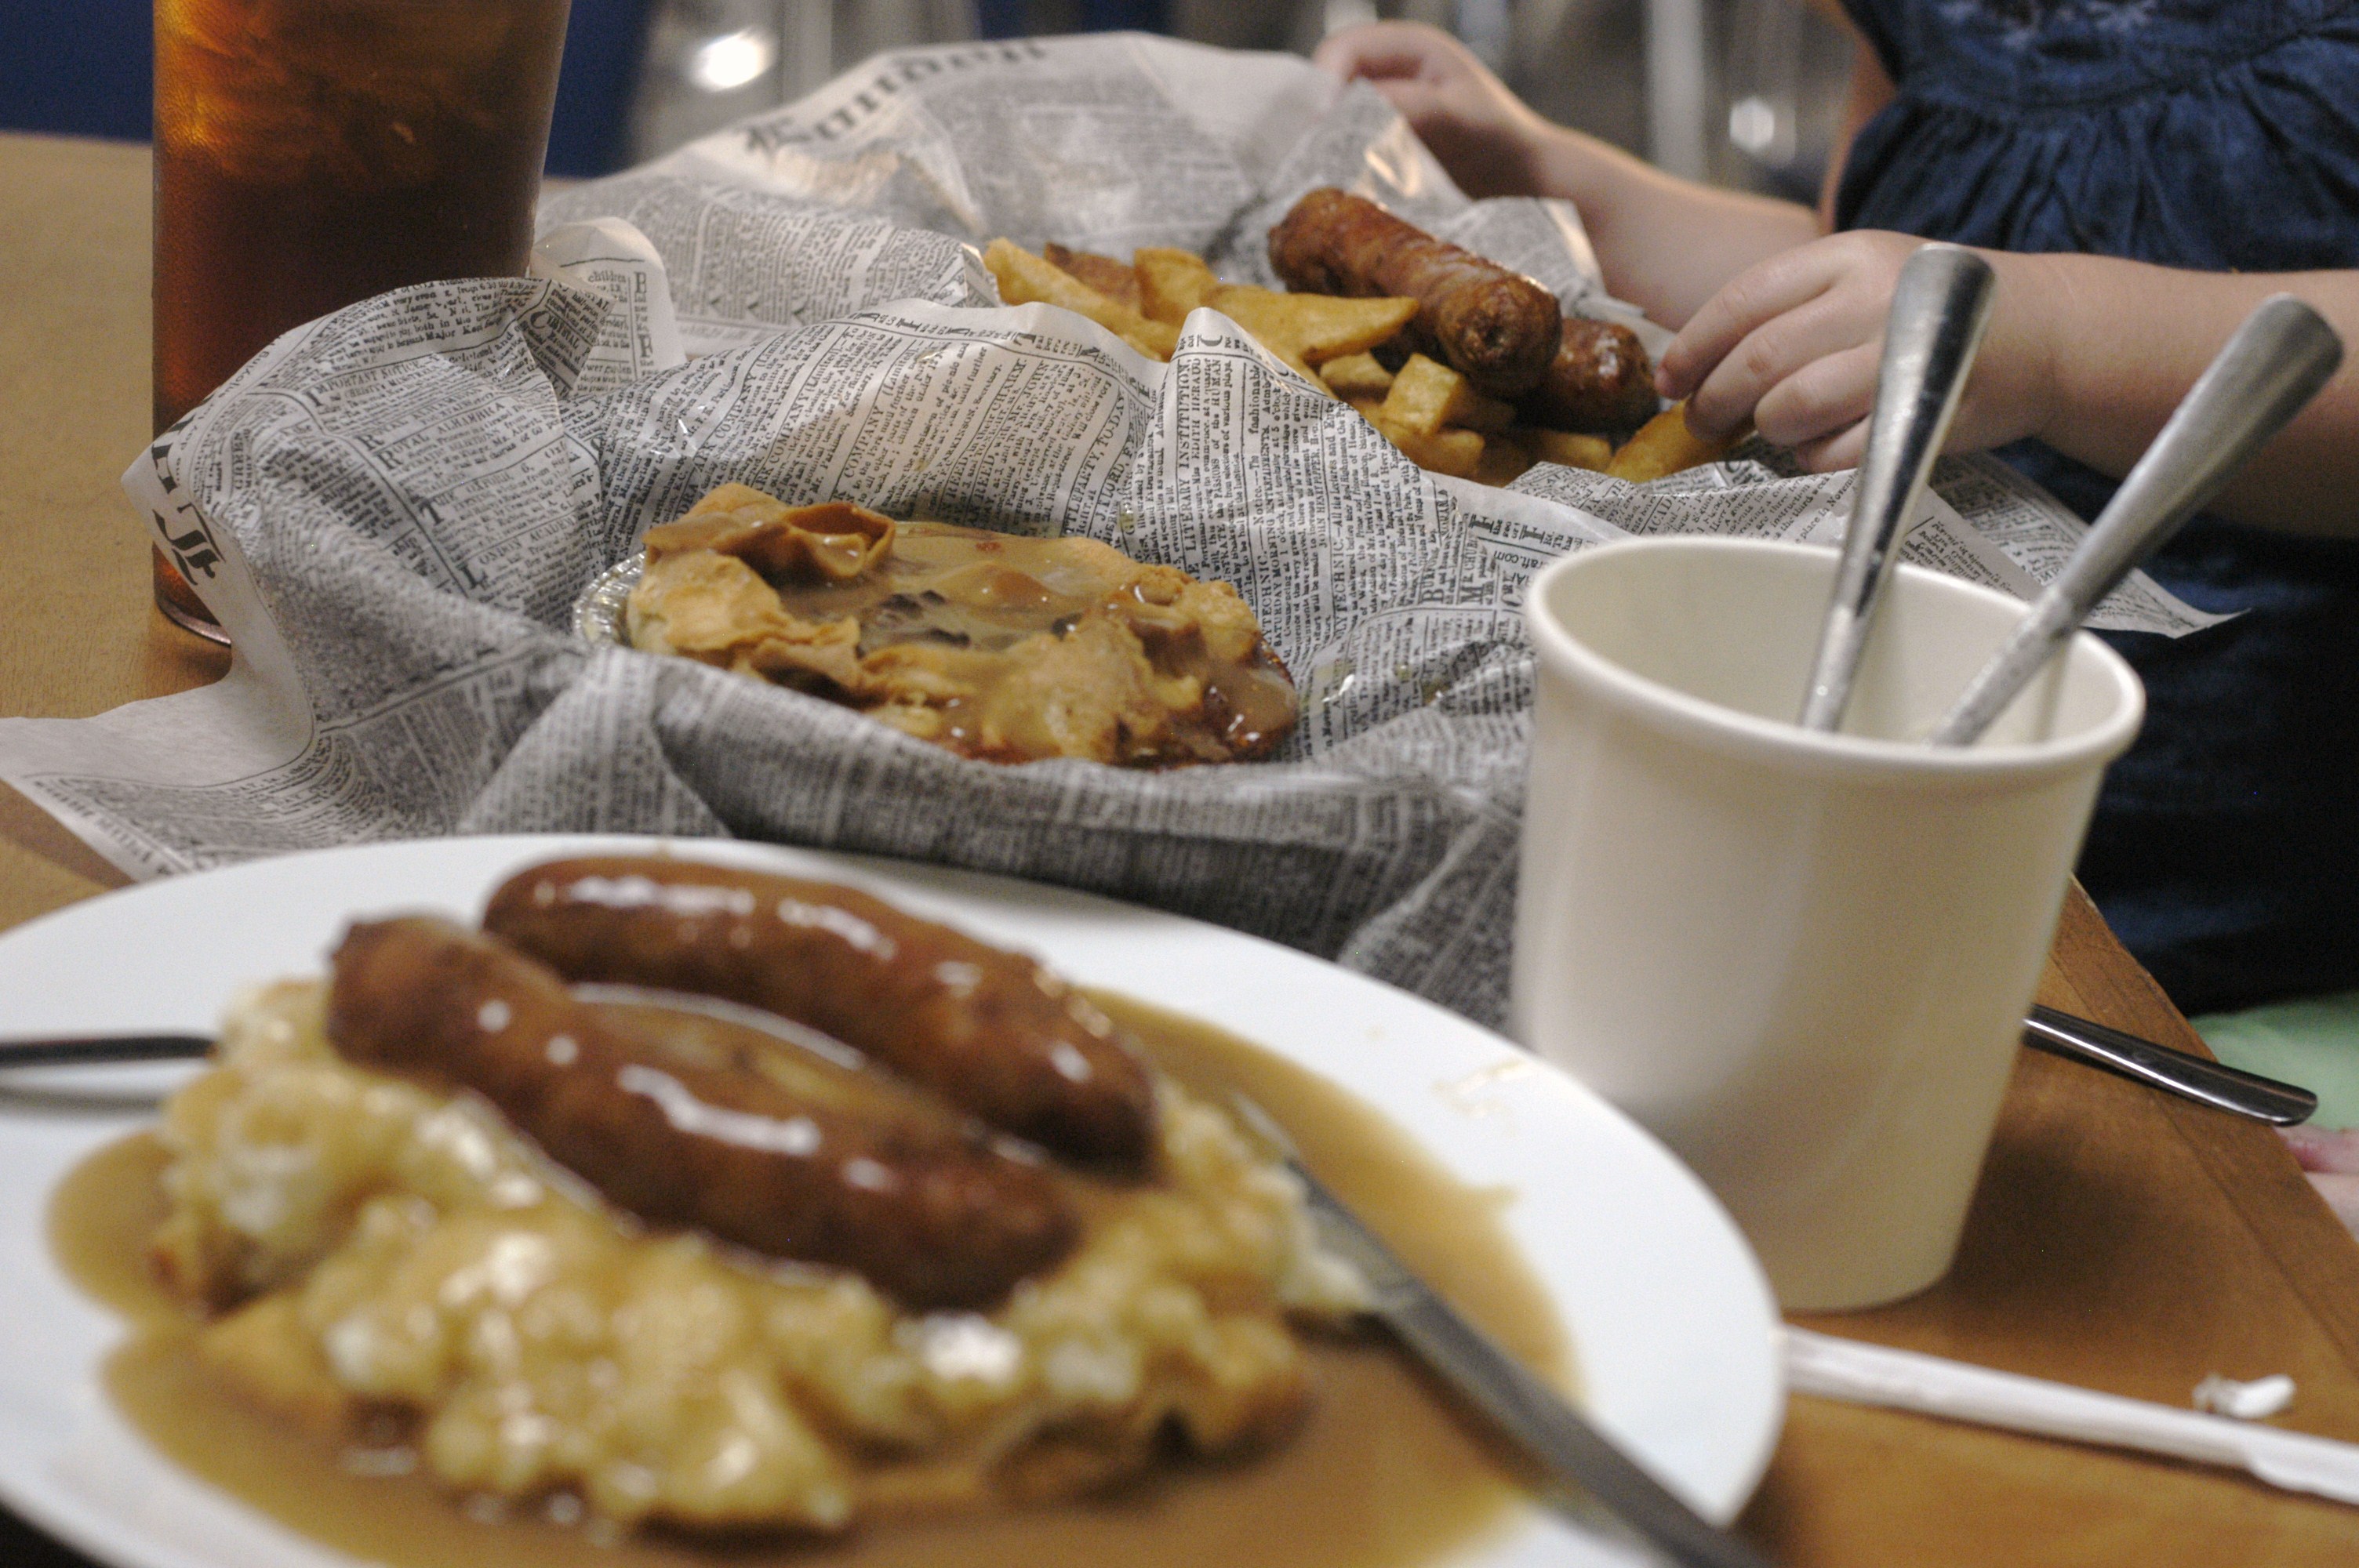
[
  {"x1": 1656, "y1": 230, "x2": 2059, "y2": 470},
  {"x1": 2283, "y1": 1126, "x2": 2359, "y2": 1238},
  {"x1": 1311, "y1": 22, "x2": 1553, "y2": 199}
]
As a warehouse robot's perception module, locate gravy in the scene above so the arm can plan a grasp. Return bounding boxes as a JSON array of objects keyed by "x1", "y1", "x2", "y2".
[{"x1": 51, "y1": 993, "x2": 1567, "y2": 1568}]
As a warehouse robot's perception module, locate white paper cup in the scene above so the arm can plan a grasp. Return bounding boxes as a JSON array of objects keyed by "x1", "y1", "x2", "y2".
[{"x1": 1512, "y1": 537, "x2": 2143, "y2": 1311}]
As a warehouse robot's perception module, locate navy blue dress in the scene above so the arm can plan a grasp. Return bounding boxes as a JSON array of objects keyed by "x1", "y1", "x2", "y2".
[{"x1": 1834, "y1": 0, "x2": 2359, "y2": 1011}]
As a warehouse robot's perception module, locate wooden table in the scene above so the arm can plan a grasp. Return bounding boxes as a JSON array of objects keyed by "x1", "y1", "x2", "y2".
[{"x1": 5, "y1": 130, "x2": 2357, "y2": 1566}]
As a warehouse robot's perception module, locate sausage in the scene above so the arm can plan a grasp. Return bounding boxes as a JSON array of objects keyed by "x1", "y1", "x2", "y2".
[
  {"x1": 1523, "y1": 318, "x2": 1661, "y2": 433},
  {"x1": 1267, "y1": 187, "x2": 1561, "y2": 397},
  {"x1": 326, "y1": 916, "x2": 1079, "y2": 1309},
  {"x1": 482, "y1": 858, "x2": 1160, "y2": 1171}
]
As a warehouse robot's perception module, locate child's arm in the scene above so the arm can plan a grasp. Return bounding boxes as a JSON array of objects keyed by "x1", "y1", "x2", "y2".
[
  {"x1": 1659, "y1": 236, "x2": 2359, "y2": 536},
  {"x1": 1313, "y1": 22, "x2": 1826, "y2": 328},
  {"x1": 1318, "y1": 21, "x2": 2359, "y2": 536}
]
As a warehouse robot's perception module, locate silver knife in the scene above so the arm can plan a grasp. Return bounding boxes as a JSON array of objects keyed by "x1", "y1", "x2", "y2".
[
  {"x1": 0, "y1": 1004, "x2": 2317, "y2": 1134},
  {"x1": 1231, "y1": 1098, "x2": 1775, "y2": 1568}
]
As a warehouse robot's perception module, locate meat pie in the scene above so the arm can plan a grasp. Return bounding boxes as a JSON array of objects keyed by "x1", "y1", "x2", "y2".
[{"x1": 622, "y1": 486, "x2": 1300, "y2": 769}]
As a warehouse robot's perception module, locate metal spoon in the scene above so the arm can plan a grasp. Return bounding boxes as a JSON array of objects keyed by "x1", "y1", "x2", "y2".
[
  {"x1": 1798, "y1": 244, "x2": 1997, "y2": 730},
  {"x1": 1928, "y1": 294, "x2": 2344, "y2": 745}
]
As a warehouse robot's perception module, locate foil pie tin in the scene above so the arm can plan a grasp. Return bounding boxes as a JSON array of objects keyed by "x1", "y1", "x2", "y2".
[{"x1": 572, "y1": 558, "x2": 642, "y2": 647}]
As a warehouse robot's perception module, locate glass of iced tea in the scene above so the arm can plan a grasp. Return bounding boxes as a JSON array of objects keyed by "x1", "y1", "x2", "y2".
[{"x1": 151, "y1": 0, "x2": 572, "y2": 637}]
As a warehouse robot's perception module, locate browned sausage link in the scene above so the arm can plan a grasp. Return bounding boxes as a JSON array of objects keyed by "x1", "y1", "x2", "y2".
[
  {"x1": 1524, "y1": 318, "x2": 1662, "y2": 434},
  {"x1": 1267, "y1": 187, "x2": 1561, "y2": 397},
  {"x1": 481, "y1": 858, "x2": 1159, "y2": 1171},
  {"x1": 325, "y1": 916, "x2": 1079, "y2": 1309}
]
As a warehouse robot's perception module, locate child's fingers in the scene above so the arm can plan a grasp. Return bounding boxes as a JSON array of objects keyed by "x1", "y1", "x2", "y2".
[
  {"x1": 1311, "y1": 22, "x2": 1462, "y2": 83},
  {"x1": 1657, "y1": 245, "x2": 1848, "y2": 405},
  {"x1": 1791, "y1": 419, "x2": 1870, "y2": 474},
  {"x1": 1754, "y1": 341, "x2": 1880, "y2": 450},
  {"x1": 1310, "y1": 35, "x2": 1419, "y2": 81},
  {"x1": 2274, "y1": 1130, "x2": 2359, "y2": 1239},
  {"x1": 1683, "y1": 293, "x2": 1870, "y2": 439},
  {"x1": 1360, "y1": 75, "x2": 1455, "y2": 126},
  {"x1": 2307, "y1": 1174, "x2": 2359, "y2": 1239},
  {"x1": 2282, "y1": 1124, "x2": 2359, "y2": 1174}
]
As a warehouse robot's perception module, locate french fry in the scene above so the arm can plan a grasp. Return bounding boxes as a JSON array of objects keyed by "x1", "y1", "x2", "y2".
[
  {"x1": 1042, "y1": 242, "x2": 1142, "y2": 310},
  {"x1": 1135, "y1": 247, "x2": 1220, "y2": 325},
  {"x1": 1605, "y1": 401, "x2": 1742, "y2": 483},
  {"x1": 1207, "y1": 284, "x2": 1417, "y2": 365},
  {"x1": 1378, "y1": 354, "x2": 1461, "y2": 437},
  {"x1": 1344, "y1": 382, "x2": 1497, "y2": 482},
  {"x1": 1319, "y1": 351, "x2": 1394, "y2": 398},
  {"x1": 983, "y1": 238, "x2": 1180, "y2": 361},
  {"x1": 1456, "y1": 390, "x2": 1518, "y2": 434},
  {"x1": 1379, "y1": 354, "x2": 1514, "y2": 437},
  {"x1": 985, "y1": 234, "x2": 1547, "y2": 485},
  {"x1": 1262, "y1": 335, "x2": 1329, "y2": 390},
  {"x1": 1191, "y1": 283, "x2": 1329, "y2": 390},
  {"x1": 1371, "y1": 416, "x2": 1485, "y2": 479},
  {"x1": 1521, "y1": 427, "x2": 1614, "y2": 473},
  {"x1": 1470, "y1": 432, "x2": 1535, "y2": 488}
]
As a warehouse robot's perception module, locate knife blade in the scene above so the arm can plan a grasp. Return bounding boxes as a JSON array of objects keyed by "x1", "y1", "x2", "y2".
[
  {"x1": 1232, "y1": 1096, "x2": 1774, "y2": 1568},
  {"x1": 0, "y1": 1008, "x2": 2314, "y2": 1132}
]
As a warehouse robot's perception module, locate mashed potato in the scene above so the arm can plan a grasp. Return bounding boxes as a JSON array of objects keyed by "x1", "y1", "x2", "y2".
[{"x1": 151, "y1": 981, "x2": 1364, "y2": 1531}]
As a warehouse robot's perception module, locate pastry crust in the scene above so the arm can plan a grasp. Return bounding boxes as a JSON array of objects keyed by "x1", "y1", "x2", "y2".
[{"x1": 624, "y1": 487, "x2": 1298, "y2": 768}]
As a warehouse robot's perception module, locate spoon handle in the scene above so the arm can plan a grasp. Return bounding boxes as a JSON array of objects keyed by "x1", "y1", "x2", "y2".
[
  {"x1": 1931, "y1": 295, "x2": 2344, "y2": 746},
  {"x1": 2022, "y1": 1006, "x2": 2315, "y2": 1125},
  {"x1": 1798, "y1": 244, "x2": 1997, "y2": 730}
]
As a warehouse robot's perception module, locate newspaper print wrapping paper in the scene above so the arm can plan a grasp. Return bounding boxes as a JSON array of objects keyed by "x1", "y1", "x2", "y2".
[{"x1": 0, "y1": 34, "x2": 2220, "y2": 1026}]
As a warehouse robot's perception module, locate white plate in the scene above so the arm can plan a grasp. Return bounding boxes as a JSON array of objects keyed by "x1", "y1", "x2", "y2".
[{"x1": 0, "y1": 835, "x2": 1782, "y2": 1568}]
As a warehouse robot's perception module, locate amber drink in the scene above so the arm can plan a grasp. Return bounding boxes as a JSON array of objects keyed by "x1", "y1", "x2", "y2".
[{"x1": 151, "y1": 0, "x2": 571, "y2": 635}]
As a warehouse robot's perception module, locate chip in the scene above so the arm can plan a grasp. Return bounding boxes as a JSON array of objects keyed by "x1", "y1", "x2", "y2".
[
  {"x1": 1380, "y1": 354, "x2": 1515, "y2": 437},
  {"x1": 1369, "y1": 416, "x2": 1485, "y2": 479},
  {"x1": 983, "y1": 235, "x2": 1655, "y2": 489},
  {"x1": 1135, "y1": 247, "x2": 1221, "y2": 325},
  {"x1": 1042, "y1": 243, "x2": 1142, "y2": 310},
  {"x1": 1194, "y1": 285, "x2": 1329, "y2": 391},
  {"x1": 1460, "y1": 392, "x2": 1516, "y2": 434},
  {"x1": 1605, "y1": 401, "x2": 1741, "y2": 483},
  {"x1": 1208, "y1": 284, "x2": 1417, "y2": 366},
  {"x1": 1470, "y1": 433, "x2": 1535, "y2": 488},
  {"x1": 984, "y1": 239, "x2": 1180, "y2": 361},
  {"x1": 1318, "y1": 352, "x2": 1394, "y2": 399},
  {"x1": 1521, "y1": 427, "x2": 1614, "y2": 473}
]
